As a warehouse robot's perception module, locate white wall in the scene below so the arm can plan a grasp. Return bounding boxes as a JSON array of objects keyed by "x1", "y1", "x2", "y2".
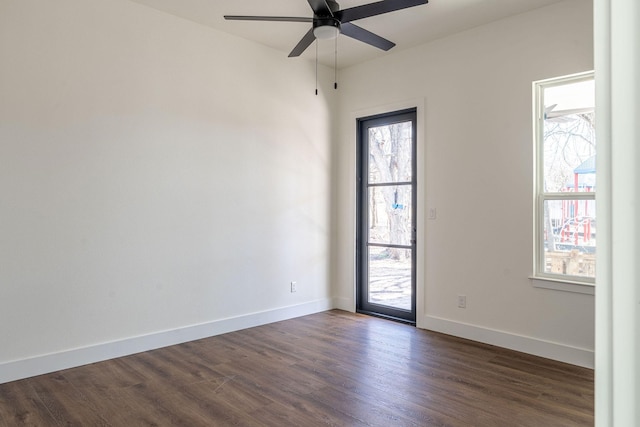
[
  {"x1": 0, "y1": 0, "x2": 335, "y2": 381},
  {"x1": 334, "y1": 0, "x2": 595, "y2": 367}
]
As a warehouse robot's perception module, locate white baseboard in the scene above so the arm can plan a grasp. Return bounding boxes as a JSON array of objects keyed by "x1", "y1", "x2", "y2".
[
  {"x1": 420, "y1": 315, "x2": 594, "y2": 369},
  {"x1": 0, "y1": 298, "x2": 333, "y2": 385}
]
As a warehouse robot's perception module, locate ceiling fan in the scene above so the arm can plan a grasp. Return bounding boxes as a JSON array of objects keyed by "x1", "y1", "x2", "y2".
[{"x1": 224, "y1": 0, "x2": 429, "y2": 58}]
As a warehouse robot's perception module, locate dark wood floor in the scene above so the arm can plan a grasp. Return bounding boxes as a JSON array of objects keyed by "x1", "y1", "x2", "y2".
[{"x1": 0, "y1": 310, "x2": 593, "y2": 426}]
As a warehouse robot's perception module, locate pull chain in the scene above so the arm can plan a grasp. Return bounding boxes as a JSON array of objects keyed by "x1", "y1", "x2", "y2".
[
  {"x1": 334, "y1": 36, "x2": 338, "y2": 90},
  {"x1": 315, "y1": 40, "x2": 318, "y2": 96}
]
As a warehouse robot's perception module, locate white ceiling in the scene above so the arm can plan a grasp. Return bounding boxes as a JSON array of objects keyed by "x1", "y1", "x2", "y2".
[{"x1": 129, "y1": 0, "x2": 566, "y2": 68}]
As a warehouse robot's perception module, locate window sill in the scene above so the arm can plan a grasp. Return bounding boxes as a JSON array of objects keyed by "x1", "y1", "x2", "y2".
[{"x1": 529, "y1": 276, "x2": 595, "y2": 295}]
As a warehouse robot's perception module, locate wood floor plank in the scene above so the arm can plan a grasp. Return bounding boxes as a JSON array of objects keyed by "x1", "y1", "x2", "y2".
[
  {"x1": 0, "y1": 379, "x2": 58, "y2": 426},
  {"x1": 28, "y1": 373, "x2": 110, "y2": 426},
  {"x1": 0, "y1": 310, "x2": 594, "y2": 426}
]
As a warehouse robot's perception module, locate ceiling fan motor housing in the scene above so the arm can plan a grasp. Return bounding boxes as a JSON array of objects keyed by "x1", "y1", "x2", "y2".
[{"x1": 313, "y1": 17, "x2": 341, "y2": 30}]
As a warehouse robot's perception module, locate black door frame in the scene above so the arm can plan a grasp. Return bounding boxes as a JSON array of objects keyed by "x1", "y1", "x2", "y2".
[{"x1": 356, "y1": 108, "x2": 417, "y2": 324}]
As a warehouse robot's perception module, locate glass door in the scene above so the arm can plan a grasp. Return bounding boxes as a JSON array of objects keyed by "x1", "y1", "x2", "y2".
[{"x1": 357, "y1": 108, "x2": 417, "y2": 324}]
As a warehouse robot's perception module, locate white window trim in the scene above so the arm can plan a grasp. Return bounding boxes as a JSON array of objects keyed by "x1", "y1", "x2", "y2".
[
  {"x1": 531, "y1": 71, "x2": 595, "y2": 292},
  {"x1": 529, "y1": 276, "x2": 595, "y2": 295}
]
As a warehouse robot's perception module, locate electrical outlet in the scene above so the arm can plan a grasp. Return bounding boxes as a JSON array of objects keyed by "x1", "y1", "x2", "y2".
[
  {"x1": 290, "y1": 281, "x2": 297, "y2": 293},
  {"x1": 457, "y1": 295, "x2": 466, "y2": 308}
]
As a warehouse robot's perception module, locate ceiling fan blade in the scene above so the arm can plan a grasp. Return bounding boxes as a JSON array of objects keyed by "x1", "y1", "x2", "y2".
[
  {"x1": 307, "y1": 0, "x2": 334, "y2": 16},
  {"x1": 224, "y1": 15, "x2": 313, "y2": 23},
  {"x1": 340, "y1": 23, "x2": 395, "y2": 51},
  {"x1": 336, "y1": 0, "x2": 428, "y2": 23},
  {"x1": 289, "y1": 28, "x2": 316, "y2": 57}
]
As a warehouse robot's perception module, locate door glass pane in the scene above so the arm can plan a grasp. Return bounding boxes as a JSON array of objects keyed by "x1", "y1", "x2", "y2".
[
  {"x1": 368, "y1": 246, "x2": 411, "y2": 311},
  {"x1": 368, "y1": 185, "x2": 412, "y2": 245},
  {"x1": 368, "y1": 121, "x2": 413, "y2": 184},
  {"x1": 543, "y1": 199, "x2": 596, "y2": 278}
]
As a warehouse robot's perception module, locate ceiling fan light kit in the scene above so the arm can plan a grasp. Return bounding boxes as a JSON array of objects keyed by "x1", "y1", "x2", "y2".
[
  {"x1": 313, "y1": 18, "x2": 340, "y2": 40},
  {"x1": 224, "y1": 0, "x2": 428, "y2": 91}
]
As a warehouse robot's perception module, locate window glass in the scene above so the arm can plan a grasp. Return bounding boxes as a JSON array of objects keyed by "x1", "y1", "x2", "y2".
[
  {"x1": 543, "y1": 112, "x2": 596, "y2": 193},
  {"x1": 542, "y1": 199, "x2": 596, "y2": 278}
]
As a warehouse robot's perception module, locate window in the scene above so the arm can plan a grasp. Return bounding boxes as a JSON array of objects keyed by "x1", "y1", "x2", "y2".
[{"x1": 533, "y1": 72, "x2": 595, "y2": 285}]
